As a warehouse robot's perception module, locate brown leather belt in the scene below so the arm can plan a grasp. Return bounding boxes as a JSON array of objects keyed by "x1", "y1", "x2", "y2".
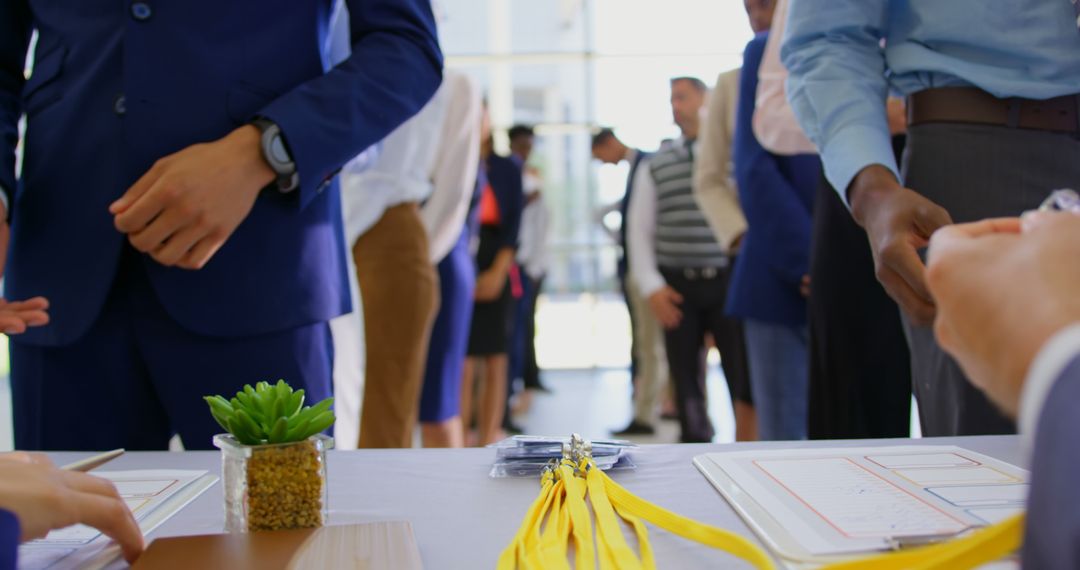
[{"x1": 907, "y1": 87, "x2": 1080, "y2": 134}]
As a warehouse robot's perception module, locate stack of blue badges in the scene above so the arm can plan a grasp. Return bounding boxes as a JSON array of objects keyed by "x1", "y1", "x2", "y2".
[{"x1": 488, "y1": 435, "x2": 638, "y2": 478}]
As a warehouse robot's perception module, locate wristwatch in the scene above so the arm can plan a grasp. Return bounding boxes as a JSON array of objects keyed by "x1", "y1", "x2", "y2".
[{"x1": 251, "y1": 117, "x2": 299, "y2": 193}]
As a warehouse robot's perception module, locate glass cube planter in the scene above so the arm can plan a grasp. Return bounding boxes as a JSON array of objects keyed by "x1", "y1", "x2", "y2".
[{"x1": 213, "y1": 433, "x2": 333, "y2": 532}]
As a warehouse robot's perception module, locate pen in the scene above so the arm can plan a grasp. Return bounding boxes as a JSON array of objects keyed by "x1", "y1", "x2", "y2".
[
  {"x1": 885, "y1": 530, "x2": 965, "y2": 551},
  {"x1": 62, "y1": 448, "x2": 125, "y2": 472}
]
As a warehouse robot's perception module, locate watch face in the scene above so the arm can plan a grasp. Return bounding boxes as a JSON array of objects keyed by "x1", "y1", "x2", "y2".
[{"x1": 269, "y1": 135, "x2": 293, "y2": 165}]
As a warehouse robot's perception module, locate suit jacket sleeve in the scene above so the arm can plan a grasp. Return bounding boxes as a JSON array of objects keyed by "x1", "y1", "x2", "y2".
[
  {"x1": 693, "y1": 68, "x2": 747, "y2": 251},
  {"x1": 0, "y1": 509, "x2": 18, "y2": 570},
  {"x1": 733, "y1": 35, "x2": 813, "y2": 286},
  {"x1": 0, "y1": 0, "x2": 32, "y2": 216},
  {"x1": 258, "y1": 0, "x2": 443, "y2": 209},
  {"x1": 490, "y1": 159, "x2": 523, "y2": 250},
  {"x1": 1023, "y1": 353, "x2": 1080, "y2": 569}
]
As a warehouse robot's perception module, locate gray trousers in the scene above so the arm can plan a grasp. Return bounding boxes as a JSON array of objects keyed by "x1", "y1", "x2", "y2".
[{"x1": 901, "y1": 122, "x2": 1080, "y2": 436}]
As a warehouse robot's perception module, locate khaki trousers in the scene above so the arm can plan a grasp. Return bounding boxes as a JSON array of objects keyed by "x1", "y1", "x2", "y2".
[
  {"x1": 626, "y1": 279, "x2": 670, "y2": 425},
  {"x1": 354, "y1": 203, "x2": 439, "y2": 448}
]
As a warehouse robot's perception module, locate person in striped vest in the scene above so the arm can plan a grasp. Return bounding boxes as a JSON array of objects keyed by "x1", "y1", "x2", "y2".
[{"x1": 626, "y1": 77, "x2": 754, "y2": 443}]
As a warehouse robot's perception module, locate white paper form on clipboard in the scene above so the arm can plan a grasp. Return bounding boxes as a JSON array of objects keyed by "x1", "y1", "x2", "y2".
[
  {"x1": 693, "y1": 445, "x2": 1028, "y2": 566},
  {"x1": 18, "y1": 469, "x2": 218, "y2": 570}
]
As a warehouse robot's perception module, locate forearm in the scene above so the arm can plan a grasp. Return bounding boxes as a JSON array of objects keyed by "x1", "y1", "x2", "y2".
[
  {"x1": 486, "y1": 248, "x2": 516, "y2": 278},
  {"x1": 848, "y1": 163, "x2": 903, "y2": 227},
  {"x1": 781, "y1": 0, "x2": 895, "y2": 206},
  {"x1": 259, "y1": 0, "x2": 443, "y2": 208}
]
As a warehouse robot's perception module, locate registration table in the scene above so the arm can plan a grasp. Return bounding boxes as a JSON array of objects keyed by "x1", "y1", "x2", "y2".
[{"x1": 53, "y1": 435, "x2": 1024, "y2": 569}]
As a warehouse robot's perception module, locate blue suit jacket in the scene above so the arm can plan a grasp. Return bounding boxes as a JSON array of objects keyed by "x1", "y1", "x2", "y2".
[
  {"x1": 1024, "y1": 353, "x2": 1080, "y2": 568},
  {"x1": 0, "y1": 0, "x2": 442, "y2": 345},
  {"x1": 0, "y1": 510, "x2": 14, "y2": 570},
  {"x1": 727, "y1": 32, "x2": 821, "y2": 327},
  {"x1": 485, "y1": 154, "x2": 523, "y2": 249}
]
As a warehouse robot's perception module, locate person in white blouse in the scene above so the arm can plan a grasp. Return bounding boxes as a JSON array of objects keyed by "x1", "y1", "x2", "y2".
[{"x1": 331, "y1": 69, "x2": 481, "y2": 449}]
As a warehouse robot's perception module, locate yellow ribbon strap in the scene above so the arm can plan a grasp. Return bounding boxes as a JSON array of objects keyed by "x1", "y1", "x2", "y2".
[
  {"x1": 820, "y1": 514, "x2": 1025, "y2": 570},
  {"x1": 559, "y1": 460, "x2": 596, "y2": 570},
  {"x1": 585, "y1": 461, "x2": 643, "y2": 570}
]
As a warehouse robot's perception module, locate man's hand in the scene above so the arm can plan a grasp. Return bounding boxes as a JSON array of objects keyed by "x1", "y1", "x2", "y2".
[
  {"x1": 800, "y1": 275, "x2": 811, "y2": 299},
  {"x1": 110, "y1": 125, "x2": 276, "y2": 270},
  {"x1": 648, "y1": 286, "x2": 683, "y2": 330},
  {"x1": 0, "y1": 204, "x2": 51, "y2": 334},
  {"x1": 926, "y1": 214, "x2": 1080, "y2": 418},
  {"x1": 849, "y1": 165, "x2": 952, "y2": 326},
  {"x1": 0, "y1": 453, "x2": 143, "y2": 563},
  {"x1": 474, "y1": 268, "x2": 506, "y2": 302}
]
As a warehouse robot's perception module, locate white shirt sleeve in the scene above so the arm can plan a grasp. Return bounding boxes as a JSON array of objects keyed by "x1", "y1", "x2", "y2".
[
  {"x1": 421, "y1": 72, "x2": 482, "y2": 263},
  {"x1": 1019, "y1": 323, "x2": 1080, "y2": 454},
  {"x1": 627, "y1": 160, "x2": 666, "y2": 297}
]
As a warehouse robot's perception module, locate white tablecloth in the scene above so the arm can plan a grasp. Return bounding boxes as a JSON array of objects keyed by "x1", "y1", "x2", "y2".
[{"x1": 52, "y1": 435, "x2": 1023, "y2": 570}]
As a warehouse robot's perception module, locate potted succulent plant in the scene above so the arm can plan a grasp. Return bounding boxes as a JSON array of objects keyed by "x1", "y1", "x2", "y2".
[{"x1": 206, "y1": 380, "x2": 335, "y2": 533}]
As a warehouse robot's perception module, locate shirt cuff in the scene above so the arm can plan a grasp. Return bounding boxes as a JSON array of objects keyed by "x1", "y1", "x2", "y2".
[
  {"x1": 1019, "y1": 323, "x2": 1080, "y2": 455},
  {"x1": 821, "y1": 124, "x2": 900, "y2": 209},
  {"x1": 635, "y1": 270, "x2": 666, "y2": 299},
  {"x1": 0, "y1": 185, "x2": 9, "y2": 218}
]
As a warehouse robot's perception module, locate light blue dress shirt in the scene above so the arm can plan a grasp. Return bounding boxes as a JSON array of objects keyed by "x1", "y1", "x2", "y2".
[{"x1": 781, "y1": 0, "x2": 1080, "y2": 204}]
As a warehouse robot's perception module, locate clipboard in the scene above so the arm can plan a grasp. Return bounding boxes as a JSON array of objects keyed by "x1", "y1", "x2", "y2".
[
  {"x1": 693, "y1": 445, "x2": 1028, "y2": 568},
  {"x1": 694, "y1": 454, "x2": 865, "y2": 568}
]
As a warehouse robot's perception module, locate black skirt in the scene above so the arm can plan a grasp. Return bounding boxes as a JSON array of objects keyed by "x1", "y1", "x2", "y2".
[{"x1": 467, "y1": 225, "x2": 514, "y2": 356}]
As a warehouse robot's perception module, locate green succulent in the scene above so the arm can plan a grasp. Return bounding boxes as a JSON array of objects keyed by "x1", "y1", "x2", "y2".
[{"x1": 205, "y1": 380, "x2": 335, "y2": 445}]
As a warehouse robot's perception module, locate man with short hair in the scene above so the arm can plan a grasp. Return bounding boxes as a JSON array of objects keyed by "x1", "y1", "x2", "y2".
[
  {"x1": 507, "y1": 124, "x2": 550, "y2": 399},
  {"x1": 592, "y1": 129, "x2": 670, "y2": 436},
  {"x1": 627, "y1": 77, "x2": 754, "y2": 443}
]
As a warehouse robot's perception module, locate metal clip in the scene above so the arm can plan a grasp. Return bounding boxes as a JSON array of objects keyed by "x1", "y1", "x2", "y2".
[
  {"x1": 884, "y1": 530, "x2": 964, "y2": 551},
  {"x1": 1037, "y1": 188, "x2": 1080, "y2": 214}
]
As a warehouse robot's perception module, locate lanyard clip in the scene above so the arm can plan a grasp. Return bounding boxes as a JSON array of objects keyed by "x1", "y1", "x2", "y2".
[
  {"x1": 884, "y1": 530, "x2": 965, "y2": 551},
  {"x1": 1037, "y1": 188, "x2": 1080, "y2": 213}
]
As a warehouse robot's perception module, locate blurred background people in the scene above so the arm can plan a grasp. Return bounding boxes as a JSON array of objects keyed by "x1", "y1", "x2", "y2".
[
  {"x1": 727, "y1": 15, "x2": 820, "y2": 441},
  {"x1": 336, "y1": 65, "x2": 478, "y2": 449},
  {"x1": 508, "y1": 125, "x2": 554, "y2": 422},
  {"x1": 628, "y1": 77, "x2": 753, "y2": 443},
  {"x1": 506, "y1": 125, "x2": 552, "y2": 434},
  {"x1": 416, "y1": 72, "x2": 484, "y2": 449},
  {"x1": 593, "y1": 130, "x2": 672, "y2": 437},
  {"x1": 753, "y1": 0, "x2": 912, "y2": 439},
  {"x1": 783, "y1": 0, "x2": 1080, "y2": 436},
  {"x1": 462, "y1": 113, "x2": 524, "y2": 447},
  {"x1": 691, "y1": 0, "x2": 777, "y2": 442}
]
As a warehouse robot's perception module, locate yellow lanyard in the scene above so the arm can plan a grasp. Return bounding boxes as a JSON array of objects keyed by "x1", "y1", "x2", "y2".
[{"x1": 497, "y1": 441, "x2": 1024, "y2": 570}]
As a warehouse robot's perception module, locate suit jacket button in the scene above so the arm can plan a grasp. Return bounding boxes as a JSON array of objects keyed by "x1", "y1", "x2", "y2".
[
  {"x1": 113, "y1": 95, "x2": 127, "y2": 116},
  {"x1": 130, "y1": 2, "x2": 152, "y2": 21}
]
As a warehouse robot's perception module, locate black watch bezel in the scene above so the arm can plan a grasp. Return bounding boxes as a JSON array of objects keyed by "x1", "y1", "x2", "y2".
[{"x1": 251, "y1": 117, "x2": 299, "y2": 193}]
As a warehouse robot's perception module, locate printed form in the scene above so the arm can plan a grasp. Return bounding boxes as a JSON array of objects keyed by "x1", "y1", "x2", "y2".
[
  {"x1": 19, "y1": 469, "x2": 216, "y2": 569},
  {"x1": 694, "y1": 446, "x2": 1028, "y2": 559}
]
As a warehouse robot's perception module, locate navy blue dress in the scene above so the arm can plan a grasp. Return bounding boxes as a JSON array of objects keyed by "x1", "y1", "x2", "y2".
[{"x1": 418, "y1": 166, "x2": 485, "y2": 422}]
